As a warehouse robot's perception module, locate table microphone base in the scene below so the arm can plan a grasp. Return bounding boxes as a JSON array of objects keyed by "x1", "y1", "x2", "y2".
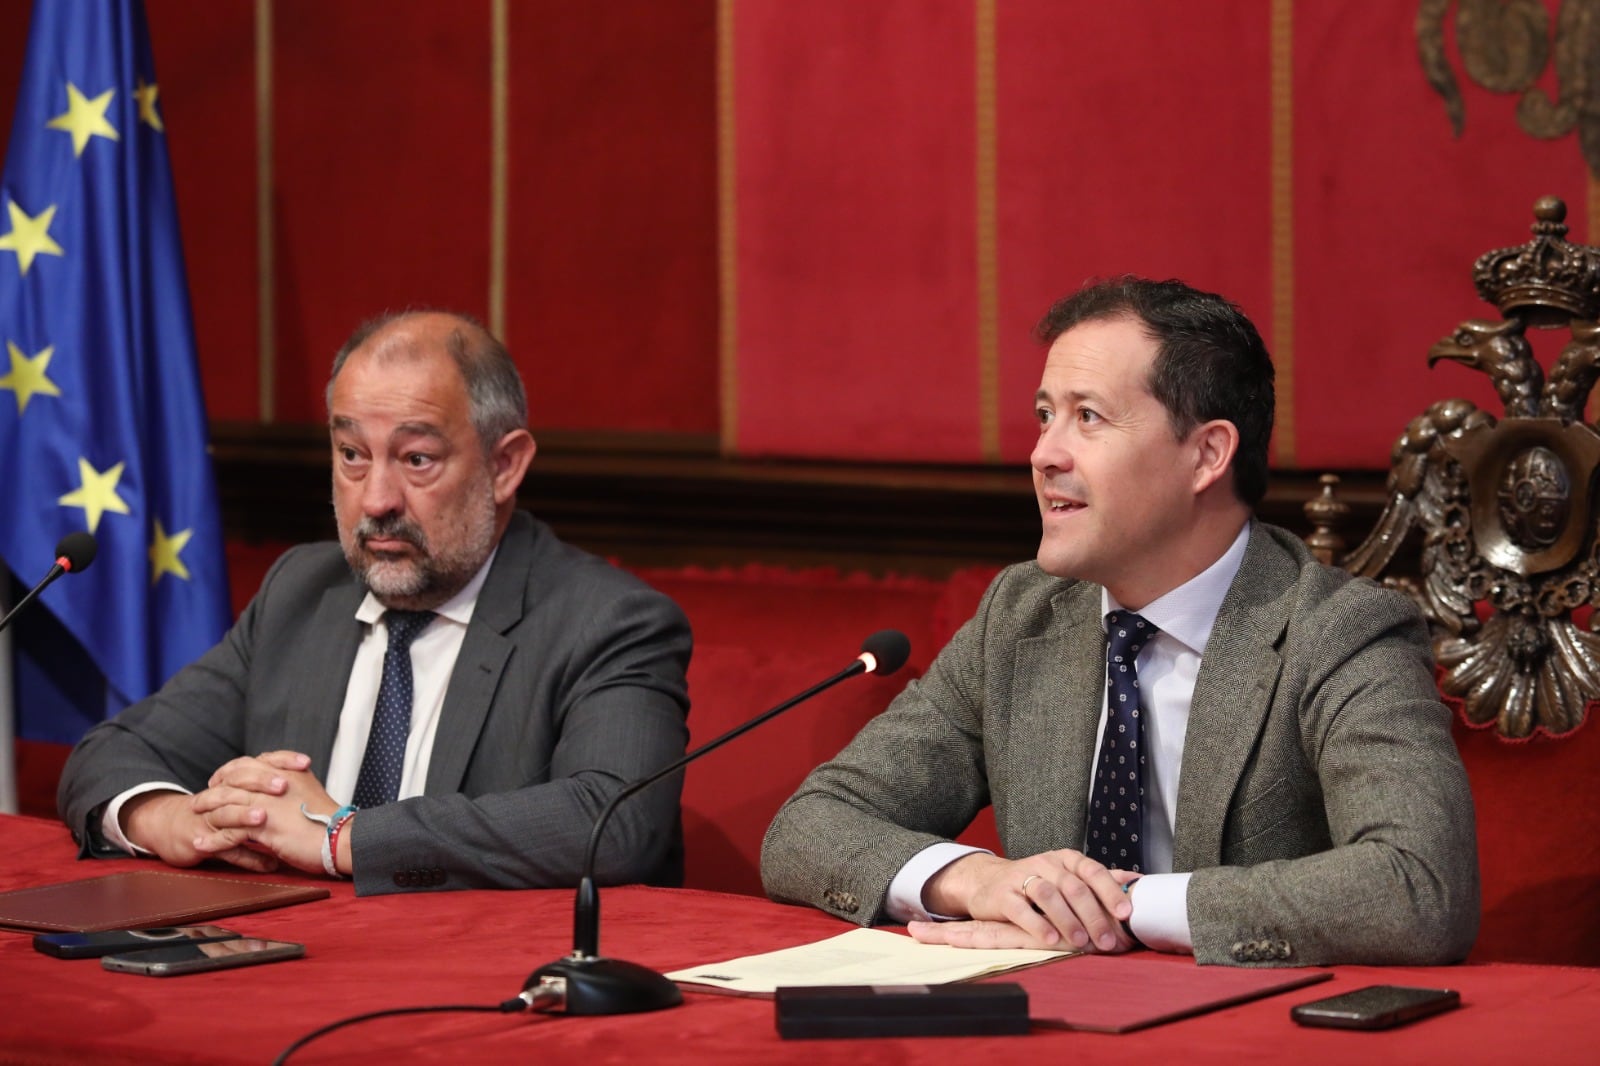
[{"x1": 524, "y1": 954, "x2": 684, "y2": 1015}]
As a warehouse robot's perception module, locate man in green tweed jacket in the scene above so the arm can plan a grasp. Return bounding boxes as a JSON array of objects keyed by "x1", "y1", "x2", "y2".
[{"x1": 762, "y1": 277, "x2": 1479, "y2": 967}]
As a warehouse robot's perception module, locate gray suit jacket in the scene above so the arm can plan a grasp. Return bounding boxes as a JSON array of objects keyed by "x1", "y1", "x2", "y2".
[
  {"x1": 761, "y1": 524, "x2": 1480, "y2": 966},
  {"x1": 58, "y1": 512, "x2": 692, "y2": 896}
]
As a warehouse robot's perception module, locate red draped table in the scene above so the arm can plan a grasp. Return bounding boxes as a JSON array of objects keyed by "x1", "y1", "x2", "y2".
[{"x1": 0, "y1": 814, "x2": 1593, "y2": 1064}]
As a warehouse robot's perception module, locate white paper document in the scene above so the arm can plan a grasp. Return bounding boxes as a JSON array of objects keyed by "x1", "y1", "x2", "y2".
[{"x1": 665, "y1": 927, "x2": 1076, "y2": 995}]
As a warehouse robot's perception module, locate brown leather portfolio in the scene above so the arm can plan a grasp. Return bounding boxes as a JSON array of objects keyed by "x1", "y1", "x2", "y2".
[{"x1": 0, "y1": 870, "x2": 330, "y2": 932}]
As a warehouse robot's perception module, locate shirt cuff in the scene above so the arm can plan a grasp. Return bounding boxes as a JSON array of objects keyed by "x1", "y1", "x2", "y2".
[
  {"x1": 102, "y1": 782, "x2": 192, "y2": 855},
  {"x1": 1126, "y1": 872, "x2": 1193, "y2": 953},
  {"x1": 884, "y1": 842, "x2": 991, "y2": 923}
]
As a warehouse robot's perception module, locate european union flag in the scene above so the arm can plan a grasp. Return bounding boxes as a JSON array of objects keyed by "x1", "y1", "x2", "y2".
[{"x1": 0, "y1": 0, "x2": 230, "y2": 748}]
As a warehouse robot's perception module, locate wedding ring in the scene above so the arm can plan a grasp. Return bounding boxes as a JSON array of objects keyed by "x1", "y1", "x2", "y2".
[{"x1": 1020, "y1": 874, "x2": 1040, "y2": 895}]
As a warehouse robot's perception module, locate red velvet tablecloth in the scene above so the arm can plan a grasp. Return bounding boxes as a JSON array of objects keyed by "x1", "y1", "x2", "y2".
[{"x1": 1, "y1": 814, "x2": 1594, "y2": 1064}]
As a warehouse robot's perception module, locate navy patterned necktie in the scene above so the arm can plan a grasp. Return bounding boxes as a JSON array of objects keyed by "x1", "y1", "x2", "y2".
[
  {"x1": 352, "y1": 610, "x2": 436, "y2": 809},
  {"x1": 1087, "y1": 609, "x2": 1159, "y2": 874}
]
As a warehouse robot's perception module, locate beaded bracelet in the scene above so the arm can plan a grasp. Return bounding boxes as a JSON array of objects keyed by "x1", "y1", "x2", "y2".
[
  {"x1": 318, "y1": 829, "x2": 338, "y2": 877},
  {"x1": 327, "y1": 809, "x2": 357, "y2": 878},
  {"x1": 300, "y1": 803, "x2": 358, "y2": 879}
]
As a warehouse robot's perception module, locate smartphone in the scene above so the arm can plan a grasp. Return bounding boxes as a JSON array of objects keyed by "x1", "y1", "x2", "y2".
[
  {"x1": 100, "y1": 937, "x2": 304, "y2": 977},
  {"x1": 1290, "y1": 984, "x2": 1460, "y2": 1030},
  {"x1": 33, "y1": 925, "x2": 241, "y2": 960}
]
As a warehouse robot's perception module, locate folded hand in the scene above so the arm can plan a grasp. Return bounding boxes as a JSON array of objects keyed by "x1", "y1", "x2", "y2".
[{"x1": 915, "y1": 849, "x2": 1140, "y2": 952}]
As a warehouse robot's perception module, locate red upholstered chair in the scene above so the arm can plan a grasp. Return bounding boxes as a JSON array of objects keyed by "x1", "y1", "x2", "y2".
[
  {"x1": 637, "y1": 564, "x2": 971, "y2": 898},
  {"x1": 648, "y1": 562, "x2": 1016, "y2": 899},
  {"x1": 1306, "y1": 196, "x2": 1600, "y2": 966}
]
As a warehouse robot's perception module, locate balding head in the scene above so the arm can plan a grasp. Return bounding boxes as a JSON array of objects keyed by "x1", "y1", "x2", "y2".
[{"x1": 328, "y1": 310, "x2": 527, "y2": 453}]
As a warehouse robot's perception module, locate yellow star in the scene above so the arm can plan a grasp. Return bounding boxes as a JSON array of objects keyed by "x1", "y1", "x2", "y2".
[
  {"x1": 57, "y1": 457, "x2": 132, "y2": 534},
  {"x1": 0, "y1": 341, "x2": 62, "y2": 415},
  {"x1": 148, "y1": 520, "x2": 193, "y2": 584},
  {"x1": 0, "y1": 200, "x2": 65, "y2": 276},
  {"x1": 44, "y1": 82, "x2": 119, "y2": 157},
  {"x1": 134, "y1": 77, "x2": 164, "y2": 132}
]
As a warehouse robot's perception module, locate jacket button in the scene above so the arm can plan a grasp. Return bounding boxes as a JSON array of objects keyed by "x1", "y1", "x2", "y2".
[
  {"x1": 823, "y1": 889, "x2": 859, "y2": 914},
  {"x1": 1230, "y1": 941, "x2": 1247, "y2": 959},
  {"x1": 393, "y1": 871, "x2": 412, "y2": 887}
]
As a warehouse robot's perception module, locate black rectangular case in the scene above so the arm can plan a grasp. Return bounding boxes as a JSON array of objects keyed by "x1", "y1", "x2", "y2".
[{"x1": 775, "y1": 982, "x2": 1029, "y2": 1039}]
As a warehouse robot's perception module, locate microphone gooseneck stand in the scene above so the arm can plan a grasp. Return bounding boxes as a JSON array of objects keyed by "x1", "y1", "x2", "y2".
[
  {"x1": 0, "y1": 532, "x2": 98, "y2": 634},
  {"x1": 518, "y1": 629, "x2": 912, "y2": 1016}
]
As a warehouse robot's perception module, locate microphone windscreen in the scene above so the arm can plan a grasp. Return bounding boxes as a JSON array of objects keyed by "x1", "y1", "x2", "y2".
[
  {"x1": 860, "y1": 629, "x2": 911, "y2": 676},
  {"x1": 55, "y1": 531, "x2": 97, "y2": 573}
]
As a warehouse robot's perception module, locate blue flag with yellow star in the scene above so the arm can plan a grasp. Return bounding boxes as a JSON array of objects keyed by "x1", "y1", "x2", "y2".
[{"x1": 0, "y1": 0, "x2": 229, "y2": 747}]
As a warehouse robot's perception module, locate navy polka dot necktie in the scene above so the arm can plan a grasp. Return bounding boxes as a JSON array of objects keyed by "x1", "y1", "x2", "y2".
[
  {"x1": 1087, "y1": 610, "x2": 1159, "y2": 874},
  {"x1": 352, "y1": 610, "x2": 435, "y2": 809}
]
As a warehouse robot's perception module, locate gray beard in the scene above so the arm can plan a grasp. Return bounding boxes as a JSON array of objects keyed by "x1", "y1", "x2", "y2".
[{"x1": 339, "y1": 491, "x2": 498, "y2": 611}]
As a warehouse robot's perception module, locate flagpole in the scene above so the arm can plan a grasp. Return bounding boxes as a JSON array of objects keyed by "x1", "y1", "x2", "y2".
[{"x1": 0, "y1": 576, "x2": 16, "y2": 814}]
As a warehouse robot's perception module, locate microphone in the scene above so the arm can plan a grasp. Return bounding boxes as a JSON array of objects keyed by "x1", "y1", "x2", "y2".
[
  {"x1": 0, "y1": 532, "x2": 97, "y2": 634},
  {"x1": 518, "y1": 629, "x2": 912, "y2": 1016}
]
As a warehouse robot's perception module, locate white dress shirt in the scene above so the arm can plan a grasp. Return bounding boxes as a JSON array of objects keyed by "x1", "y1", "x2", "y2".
[
  {"x1": 102, "y1": 548, "x2": 497, "y2": 852},
  {"x1": 320, "y1": 547, "x2": 495, "y2": 804},
  {"x1": 885, "y1": 522, "x2": 1252, "y2": 953}
]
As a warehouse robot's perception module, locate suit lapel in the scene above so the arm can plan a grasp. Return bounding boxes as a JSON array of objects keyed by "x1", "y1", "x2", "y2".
[
  {"x1": 424, "y1": 513, "x2": 532, "y2": 793},
  {"x1": 1170, "y1": 528, "x2": 1294, "y2": 871},
  {"x1": 1005, "y1": 584, "x2": 1104, "y2": 857},
  {"x1": 286, "y1": 582, "x2": 366, "y2": 777}
]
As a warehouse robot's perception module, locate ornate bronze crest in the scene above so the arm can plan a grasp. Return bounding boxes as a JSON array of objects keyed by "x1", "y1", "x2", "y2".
[{"x1": 1341, "y1": 196, "x2": 1600, "y2": 737}]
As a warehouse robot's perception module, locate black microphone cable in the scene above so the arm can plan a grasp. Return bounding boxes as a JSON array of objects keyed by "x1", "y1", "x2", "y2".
[{"x1": 270, "y1": 987, "x2": 562, "y2": 1066}]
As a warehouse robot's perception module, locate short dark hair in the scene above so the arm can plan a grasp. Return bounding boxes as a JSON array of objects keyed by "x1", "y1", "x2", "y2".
[
  {"x1": 1033, "y1": 276, "x2": 1275, "y2": 506},
  {"x1": 327, "y1": 309, "x2": 528, "y2": 452}
]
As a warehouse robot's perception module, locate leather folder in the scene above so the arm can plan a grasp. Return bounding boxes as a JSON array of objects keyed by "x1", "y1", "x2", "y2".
[{"x1": 0, "y1": 870, "x2": 330, "y2": 932}]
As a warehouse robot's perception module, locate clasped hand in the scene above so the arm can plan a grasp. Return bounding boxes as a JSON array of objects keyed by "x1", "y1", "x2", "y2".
[
  {"x1": 910, "y1": 849, "x2": 1140, "y2": 952},
  {"x1": 124, "y1": 751, "x2": 339, "y2": 876}
]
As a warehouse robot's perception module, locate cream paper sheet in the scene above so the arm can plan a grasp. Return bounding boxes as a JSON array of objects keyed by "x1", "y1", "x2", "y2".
[{"x1": 665, "y1": 927, "x2": 1076, "y2": 996}]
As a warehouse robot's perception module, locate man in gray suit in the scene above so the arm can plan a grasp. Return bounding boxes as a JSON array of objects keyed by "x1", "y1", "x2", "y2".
[
  {"x1": 762, "y1": 277, "x2": 1479, "y2": 966},
  {"x1": 58, "y1": 310, "x2": 691, "y2": 895}
]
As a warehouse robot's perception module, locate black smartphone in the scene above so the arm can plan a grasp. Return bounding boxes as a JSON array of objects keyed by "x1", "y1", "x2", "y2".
[
  {"x1": 1290, "y1": 984, "x2": 1460, "y2": 1030},
  {"x1": 33, "y1": 925, "x2": 242, "y2": 960},
  {"x1": 100, "y1": 937, "x2": 304, "y2": 977}
]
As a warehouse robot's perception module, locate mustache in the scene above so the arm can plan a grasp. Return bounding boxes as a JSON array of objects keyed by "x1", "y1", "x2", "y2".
[{"x1": 355, "y1": 514, "x2": 428, "y2": 550}]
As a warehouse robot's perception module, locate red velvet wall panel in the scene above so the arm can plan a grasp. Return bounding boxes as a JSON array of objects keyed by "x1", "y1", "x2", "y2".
[
  {"x1": 504, "y1": 1, "x2": 718, "y2": 434},
  {"x1": 993, "y1": 0, "x2": 1272, "y2": 465},
  {"x1": 146, "y1": 0, "x2": 259, "y2": 422},
  {"x1": 269, "y1": 1, "x2": 492, "y2": 421},
  {"x1": 727, "y1": 1, "x2": 1594, "y2": 468},
  {"x1": 0, "y1": 11, "x2": 22, "y2": 119},
  {"x1": 1289, "y1": 3, "x2": 1588, "y2": 469},
  {"x1": 2, "y1": 0, "x2": 718, "y2": 433},
  {"x1": 12, "y1": 2, "x2": 1587, "y2": 465},
  {"x1": 730, "y1": 0, "x2": 983, "y2": 462}
]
